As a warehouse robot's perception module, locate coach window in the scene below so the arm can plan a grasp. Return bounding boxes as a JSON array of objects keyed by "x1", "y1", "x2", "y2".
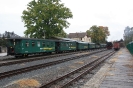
[
  {"x1": 51, "y1": 43, "x2": 53, "y2": 46},
  {"x1": 66, "y1": 43, "x2": 68, "y2": 47},
  {"x1": 42, "y1": 42, "x2": 45, "y2": 47},
  {"x1": 32, "y1": 41, "x2": 35, "y2": 47},
  {"x1": 25, "y1": 42, "x2": 29, "y2": 47},
  {"x1": 50, "y1": 42, "x2": 51, "y2": 46},
  {"x1": 13, "y1": 42, "x2": 15, "y2": 45},
  {"x1": 13, "y1": 39, "x2": 15, "y2": 45},
  {"x1": 37, "y1": 42, "x2": 40, "y2": 47},
  {"x1": 62, "y1": 43, "x2": 64, "y2": 46},
  {"x1": 47, "y1": 42, "x2": 49, "y2": 47},
  {"x1": 60, "y1": 43, "x2": 62, "y2": 46}
]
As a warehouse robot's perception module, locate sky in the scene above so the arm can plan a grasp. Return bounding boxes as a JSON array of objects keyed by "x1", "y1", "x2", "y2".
[{"x1": 0, "y1": 0, "x2": 133, "y2": 41}]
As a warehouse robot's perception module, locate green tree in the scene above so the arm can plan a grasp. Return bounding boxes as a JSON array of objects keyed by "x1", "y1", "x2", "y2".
[
  {"x1": 86, "y1": 25, "x2": 108, "y2": 43},
  {"x1": 99, "y1": 26, "x2": 110, "y2": 41},
  {"x1": 99, "y1": 27, "x2": 106, "y2": 43},
  {"x1": 22, "y1": 0, "x2": 73, "y2": 39},
  {"x1": 56, "y1": 29, "x2": 67, "y2": 38},
  {"x1": 99, "y1": 26, "x2": 110, "y2": 36}
]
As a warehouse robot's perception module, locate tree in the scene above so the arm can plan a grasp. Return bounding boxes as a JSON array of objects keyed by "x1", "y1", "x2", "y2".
[
  {"x1": 99, "y1": 26, "x2": 110, "y2": 36},
  {"x1": 22, "y1": 0, "x2": 73, "y2": 39},
  {"x1": 120, "y1": 39, "x2": 124, "y2": 42},
  {"x1": 56, "y1": 29, "x2": 67, "y2": 38},
  {"x1": 86, "y1": 25, "x2": 109, "y2": 43}
]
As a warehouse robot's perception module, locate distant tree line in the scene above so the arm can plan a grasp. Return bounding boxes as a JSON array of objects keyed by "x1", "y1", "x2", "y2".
[{"x1": 124, "y1": 26, "x2": 133, "y2": 45}]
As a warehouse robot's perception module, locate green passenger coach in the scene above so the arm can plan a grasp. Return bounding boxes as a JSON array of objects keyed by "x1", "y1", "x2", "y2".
[
  {"x1": 55, "y1": 40, "x2": 77, "y2": 53},
  {"x1": 77, "y1": 42, "x2": 89, "y2": 50},
  {"x1": 88, "y1": 43, "x2": 96, "y2": 50},
  {"x1": 7, "y1": 38, "x2": 55, "y2": 57},
  {"x1": 6, "y1": 37, "x2": 107, "y2": 58}
]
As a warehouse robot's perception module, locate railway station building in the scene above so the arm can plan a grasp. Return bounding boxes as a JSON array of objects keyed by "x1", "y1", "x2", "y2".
[{"x1": 68, "y1": 32, "x2": 91, "y2": 43}]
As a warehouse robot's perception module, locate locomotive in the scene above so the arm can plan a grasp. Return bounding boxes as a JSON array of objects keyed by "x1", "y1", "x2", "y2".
[
  {"x1": 6, "y1": 38, "x2": 106, "y2": 58},
  {"x1": 106, "y1": 42, "x2": 113, "y2": 49}
]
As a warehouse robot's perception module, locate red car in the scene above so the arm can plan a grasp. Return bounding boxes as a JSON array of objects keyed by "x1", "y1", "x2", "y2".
[{"x1": 113, "y1": 42, "x2": 120, "y2": 50}]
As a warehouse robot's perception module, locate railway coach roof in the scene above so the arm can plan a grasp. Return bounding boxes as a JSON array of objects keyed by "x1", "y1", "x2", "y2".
[
  {"x1": 88, "y1": 43, "x2": 95, "y2": 44},
  {"x1": 100, "y1": 44, "x2": 106, "y2": 45},
  {"x1": 6, "y1": 37, "x2": 77, "y2": 43},
  {"x1": 49, "y1": 37, "x2": 78, "y2": 41},
  {"x1": 77, "y1": 41, "x2": 89, "y2": 44},
  {"x1": 6, "y1": 37, "x2": 56, "y2": 41}
]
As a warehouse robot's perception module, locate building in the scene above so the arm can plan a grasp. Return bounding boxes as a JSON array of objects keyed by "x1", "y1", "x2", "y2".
[
  {"x1": 0, "y1": 31, "x2": 21, "y2": 53},
  {"x1": 68, "y1": 32, "x2": 91, "y2": 42}
]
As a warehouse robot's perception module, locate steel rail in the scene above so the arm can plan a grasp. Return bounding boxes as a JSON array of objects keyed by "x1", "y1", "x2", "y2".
[
  {"x1": 38, "y1": 51, "x2": 115, "y2": 88},
  {"x1": 0, "y1": 49, "x2": 105, "y2": 80},
  {"x1": 0, "y1": 49, "x2": 105, "y2": 67}
]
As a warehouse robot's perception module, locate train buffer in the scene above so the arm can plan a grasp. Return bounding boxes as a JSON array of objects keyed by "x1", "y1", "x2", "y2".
[{"x1": 82, "y1": 48, "x2": 133, "y2": 88}]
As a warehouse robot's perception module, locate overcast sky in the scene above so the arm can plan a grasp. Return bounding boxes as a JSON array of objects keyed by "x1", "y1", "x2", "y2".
[{"x1": 0, "y1": 0, "x2": 133, "y2": 41}]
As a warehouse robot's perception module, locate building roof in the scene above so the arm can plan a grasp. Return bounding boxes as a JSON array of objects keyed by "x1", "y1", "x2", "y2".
[{"x1": 68, "y1": 32, "x2": 88, "y2": 38}]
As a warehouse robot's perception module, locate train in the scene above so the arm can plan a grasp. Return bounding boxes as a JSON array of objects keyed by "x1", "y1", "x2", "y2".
[
  {"x1": 6, "y1": 38, "x2": 107, "y2": 58},
  {"x1": 113, "y1": 41, "x2": 120, "y2": 51},
  {"x1": 106, "y1": 41, "x2": 121, "y2": 51}
]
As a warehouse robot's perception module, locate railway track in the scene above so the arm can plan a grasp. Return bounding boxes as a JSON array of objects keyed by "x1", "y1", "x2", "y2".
[
  {"x1": 0, "y1": 49, "x2": 105, "y2": 67},
  {"x1": 0, "y1": 49, "x2": 107, "y2": 80},
  {"x1": 38, "y1": 51, "x2": 115, "y2": 88},
  {"x1": 0, "y1": 51, "x2": 80, "y2": 62}
]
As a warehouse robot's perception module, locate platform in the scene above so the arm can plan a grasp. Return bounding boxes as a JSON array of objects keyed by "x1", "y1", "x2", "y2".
[{"x1": 82, "y1": 48, "x2": 133, "y2": 88}]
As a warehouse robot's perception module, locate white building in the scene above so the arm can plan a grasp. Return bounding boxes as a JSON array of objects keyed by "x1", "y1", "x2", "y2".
[{"x1": 68, "y1": 32, "x2": 91, "y2": 42}]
